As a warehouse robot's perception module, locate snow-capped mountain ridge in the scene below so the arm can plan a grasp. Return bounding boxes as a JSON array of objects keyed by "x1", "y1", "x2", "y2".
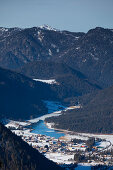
[
  {"x1": 0, "y1": 26, "x2": 113, "y2": 88},
  {"x1": 39, "y1": 24, "x2": 59, "y2": 32},
  {"x1": 0, "y1": 27, "x2": 23, "y2": 32},
  {"x1": 0, "y1": 27, "x2": 23, "y2": 40}
]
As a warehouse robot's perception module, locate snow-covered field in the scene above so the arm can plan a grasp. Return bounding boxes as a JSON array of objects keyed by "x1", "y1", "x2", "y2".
[
  {"x1": 33, "y1": 79, "x2": 58, "y2": 84},
  {"x1": 76, "y1": 133, "x2": 113, "y2": 145},
  {"x1": 64, "y1": 133, "x2": 113, "y2": 152},
  {"x1": 28, "y1": 110, "x2": 63, "y2": 123},
  {"x1": 12, "y1": 129, "x2": 32, "y2": 135},
  {"x1": 65, "y1": 134, "x2": 89, "y2": 141},
  {"x1": 96, "y1": 141, "x2": 110, "y2": 149},
  {"x1": 5, "y1": 120, "x2": 31, "y2": 129},
  {"x1": 46, "y1": 152, "x2": 74, "y2": 164}
]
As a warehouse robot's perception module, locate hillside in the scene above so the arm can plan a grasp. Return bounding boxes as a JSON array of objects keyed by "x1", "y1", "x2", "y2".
[
  {"x1": 18, "y1": 60, "x2": 101, "y2": 101},
  {"x1": 45, "y1": 85, "x2": 113, "y2": 134},
  {"x1": 18, "y1": 60, "x2": 83, "y2": 79},
  {"x1": 0, "y1": 26, "x2": 84, "y2": 69},
  {"x1": 0, "y1": 67, "x2": 57, "y2": 120},
  {"x1": 0, "y1": 27, "x2": 113, "y2": 88},
  {"x1": 0, "y1": 26, "x2": 113, "y2": 133},
  {"x1": 57, "y1": 27, "x2": 113, "y2": 88},
  {"x1": 0, "y1": 123, "x2": 63, "y2": 170},
  {"x1": 0, "y1": 66, "x2": 100, "y2": 121}
]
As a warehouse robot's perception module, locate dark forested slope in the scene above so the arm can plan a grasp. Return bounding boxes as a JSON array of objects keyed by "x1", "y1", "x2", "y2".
[
  {"x1": 0, "y1": 26, "x2": 84, "y2": 69},
  {"x1": 57, "y1": 27, "x2": 113, "y2": 88},
  {"x1": 18, "y1": 61, "x2": 101, "y2": 100},
  {"x1": 46, "y1": 85, "x2": 113, "y2": 134},
  {"x1": 0, "y1": 67, "x2": 57, "y2": 120},
  {"x1": 0, "y1": 123, "x2": 63, "y2": 170},
  {"x1": 0, "y1": 66, "x2": 100, "y2": 120},
  {"x1": 18, "y1": 60, "x2": 85, "y2": 79}
]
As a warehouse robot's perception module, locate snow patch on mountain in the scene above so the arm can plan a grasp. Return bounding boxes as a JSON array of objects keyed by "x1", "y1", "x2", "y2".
[
  {"x1": 49, "y1": 49, "x2": 52, "y2": 56},
  {"x1": 39, "y1": 25, "x2": 58, "y2": 32},
  {"x1": 0, "y1": 27, "x2": 9, "y2": 32},
  {"x1": 51, "y1": 44, "x2": 56, "y2": 48},
  {"x1": 75, "y1": 36, "x2": 80, "y2": 39},
  {"x1": 33, "y1": 79, "x2": 58, "y2": 84},
  {"x1": 57, "y1": 48, "x2": 59, "y2": 53},
  {"x1": 38, "y1": 31, "x2": 44, "y2": 42},
  {"x1": 76, "y1": 47, "x2": 80, "y2": 50}
]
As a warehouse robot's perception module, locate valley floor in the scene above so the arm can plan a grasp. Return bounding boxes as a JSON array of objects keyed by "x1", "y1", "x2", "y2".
[{"x1": 4, "y1": 101, "x2": 113, "y2": 168}]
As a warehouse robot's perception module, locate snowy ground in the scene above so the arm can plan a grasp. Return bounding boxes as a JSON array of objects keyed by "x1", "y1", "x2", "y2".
[
  {"x1": 5, "y1": 100, "x2": 66, "y2": 127},
  {"x1": 28, "y1": 100, "x2": 79, "y2": 123},
  {"x1": 76, "y1": 133, "x2": 113, "y2": 146},
  {"x1": 5, "y1": 120, "x2": 31, "y2": 129},
  {"x1": 28, "y1": 100, "x2": 66, "y2": 123},
  {"x1": 95, "y1": 141, "x2": 110, "y2": 149},
  {"x1": 5, "y1": 100, "x2": 80, "y2": 128},
  {"x1": 28, "y1": 110, "x2": 63, "y2": 123},
  {"x1": 65, "y1": 134, "x2": 89, "y2": 141},
  {"x1": 12, "y1": 129, "x2": 32, "y2": 136},
  {"x1": 64, "y1": 133, "x2": 113, "y2": 152},
  {"x1": 4, "y1": 100, "x2": 113, "y2": 167},
  {"x1": 46, "y1": 152, "x2": 74, "y2": 164},
  {"x1": 33, "y1": 79, "x2": 58, "y2": 84}
]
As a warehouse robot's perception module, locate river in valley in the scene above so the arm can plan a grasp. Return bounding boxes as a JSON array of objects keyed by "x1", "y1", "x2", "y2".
[{"x1": 31, "y1": 120, "x2": 65, "y2": 139}]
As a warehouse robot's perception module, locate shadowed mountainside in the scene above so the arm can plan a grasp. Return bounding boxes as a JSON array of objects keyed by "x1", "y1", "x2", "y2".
[
  {"x1": 46, "y1": 85, "x2": 113, "y2": 134},
  {"x1": 0, "y1": 123, "x2": 63, "y2": 170},
  {"x1": 0, "y1": 67, "x2": 58, "y2": 120}
]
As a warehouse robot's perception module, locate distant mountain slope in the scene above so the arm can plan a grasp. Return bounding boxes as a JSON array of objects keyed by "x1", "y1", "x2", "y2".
[
  {"x1": 0, "y1": 26, "x2": 113, "y2": 87},
  {"x1": 18, "y1": 61, "x2": 101, "y2": 101},
  {"x1": 57, "y1": 27, "x2": 113, "y2": 88},
  {"x1": 46, "y1": 85, "x2": 113, "y2": 134},
  {"x1": 18, "y1": 60, "x2": 83, "y2": 79},
  {"x1": 0, "y1": 26, "x2": 84, "y2": 69},
  {"x1": 0, "y1": 123, "x2": 63, "y2": 170},
  {"x1": 0, "y1": 67, "x2": 57, "y2": 120},
  {"x1": 0, "y1": 65, "x2": 100, "y2": 121}
]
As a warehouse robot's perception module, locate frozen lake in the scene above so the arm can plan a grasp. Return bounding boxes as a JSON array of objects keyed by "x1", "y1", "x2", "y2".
[{"x1": 31, "y1": 120, "x2": 65, "y2": 139}]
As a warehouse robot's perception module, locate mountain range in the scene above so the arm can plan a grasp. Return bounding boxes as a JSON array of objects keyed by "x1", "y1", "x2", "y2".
[
  {"x1": 0, "y1": 26, "x2": 113, "y2": 88},
  {"x1": 0, "y1": 25, "x2": 113, "y2": 168},
  {"x1": 0, "y1": 26, "x2": 83, "y2": 69},
  {"x1": 0, "y1": 25, "x2": 113, "y2": 126}
]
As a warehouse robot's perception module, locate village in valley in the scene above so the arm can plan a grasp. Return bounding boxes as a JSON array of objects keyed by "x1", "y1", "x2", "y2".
[
  {"x1": 5, "y1": 120, "x2": 113, "y2": 168},
  {"x1": 4, "y1": 101, "x2": 113, "y2": 168}
]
